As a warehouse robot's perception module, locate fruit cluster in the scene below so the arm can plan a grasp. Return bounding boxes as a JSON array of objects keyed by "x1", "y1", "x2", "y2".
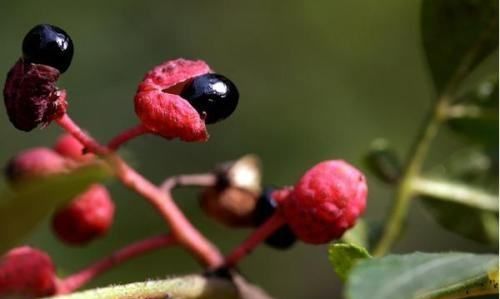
[
  {"x1": 0, "y1": 23, "x2": 368, "y2": 298},
  {"x1": 6, "y1": 134, "x2": 114, "y2": 246}
]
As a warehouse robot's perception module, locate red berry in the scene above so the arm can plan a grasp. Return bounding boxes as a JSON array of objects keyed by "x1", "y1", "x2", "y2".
[
  {"x1": 134, "y1": 58, "x2": 211, "y2": 142},
  {"x1": 277, "y1": 160, "x2": 367, "y2": 244},
  {"x1": 52, "y1": 184, "x2": 115, "y2": 245},
  {"x1": 5, "y1": 147, "x2": 69, "y2": 184},
  {"x1": 0, "y1": 246, "x2": 57, "y2": 297},
  {"x1": 54, "y1": 133, "x2": 94, "y2": 162}
]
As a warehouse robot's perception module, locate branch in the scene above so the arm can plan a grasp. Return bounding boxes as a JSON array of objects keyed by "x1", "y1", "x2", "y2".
[
  {"x1": 56, "y1": 113, "x2": 223, "y2": 268},
  {"x1": 107, "y1": 124, "x2": 150, "y2": 150},
  {"x1": 58, "y1": 234, "x2": 175, "y2": 293},
  {"x1": 225, "y1": 213, "x2": 285, "y2": 267},
  {"x1": 372, "y1": 18, "x2": 498, "y2": 256},
  {"x1": 160, "y1": 173, "x2": 217, "y2": 193}
]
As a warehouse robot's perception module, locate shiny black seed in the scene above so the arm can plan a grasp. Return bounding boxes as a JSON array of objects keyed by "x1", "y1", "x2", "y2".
[
  {"x1": 254, "y1": 188, "x2": 278, "y2": 224},
  {"x1": 180, "y1": 73, "x2": 239, "y2": 124},
  {"x1": 22, "y1": 24, "x2": 74, "y2": 73},
  {"x1": 264, "y1": 225, "x2": 297, "y2": 249},
  {"x1": 254, "y1": 188, "x2": 297, "y2": 250}
]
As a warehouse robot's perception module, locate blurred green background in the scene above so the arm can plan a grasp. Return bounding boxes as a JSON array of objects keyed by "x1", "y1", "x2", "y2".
[{"x1": 0, "y1": 1, "x2": 496, "y2": 298}]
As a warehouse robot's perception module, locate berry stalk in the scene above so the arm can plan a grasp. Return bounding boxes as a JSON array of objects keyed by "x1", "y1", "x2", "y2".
[
  {"x1": 224, "y1": 212, "x2": 285, "y2": 267},
  {"x1": 56, "y1": 114, "x2": 108, "y2": 155},
  {"x1": 116, "y1": 161, "x2": 224, "y2": 266},
  {"x1": 58, "y1": 234, "x2": 175, "y2": 293},
  {"x1": 107, "y1": 125, "x2": 149, "y2": 150},
  {"x1": 160, "y1": 173, "x2": 217, "y2": 192},
  {"x1": 56, "y1": 113, "x2": 224, "y2": 268}
]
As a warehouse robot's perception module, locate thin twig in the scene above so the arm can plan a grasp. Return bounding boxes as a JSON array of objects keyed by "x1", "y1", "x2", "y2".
[
  {"x1": 58, "y1": 234, "x2": 175, "y2": 293},
  {"x1": 372, "y1": 17, "x2": 497, "y2": 256},
  {"x1": 160, "y1": 173, "x2": 217, "y2": 193},
  {"x1": 107, "y1": 124, "x2": 150, "y2": 150},
  {"x1": 225, "y1": 213, "x2": 285, "y2": 268}
]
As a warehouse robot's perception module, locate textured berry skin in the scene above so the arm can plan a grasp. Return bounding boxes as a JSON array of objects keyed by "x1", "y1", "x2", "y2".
[
  {"x1": 3, "y1": 58, "x2": 67, "y2": 131},
  {"x1": 5, "y1": 147, "x2": 68, "y2": 184},
  {"x1": 277, "y1": 160, "x2": 367, "y2": 244},
  {"x1": 180, "y1": 73, "x2": 239, "y2": 124},
  {"x1": 54, "y1": 133, "x2": 94, "y2": 162},
  {"x1": 0, "y1": 246, "x2": 57, "y2": 297},
  {"x1": 22, "y1": 24, "x2": 74, "y2": 73},
  {"x1": 52, "y1": 184, "x2": 115, "y2": 245},
  {"x1": 254, "y1": 188, "x2": 297, "y2": 249},
  {"x1": 134, "y1": 59, "x2": 211, "y2": 142}
]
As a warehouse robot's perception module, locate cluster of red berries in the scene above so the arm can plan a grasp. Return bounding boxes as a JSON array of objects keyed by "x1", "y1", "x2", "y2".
[
  {"x1": 0, "y1": 23, "x2": 368, "y2": 298},
  {"x1": 6, "y1": 133, "x2": 115, "y2": 246},
  {"x1": 0, "y1": 134, "x2": 114, "y2": 298}
]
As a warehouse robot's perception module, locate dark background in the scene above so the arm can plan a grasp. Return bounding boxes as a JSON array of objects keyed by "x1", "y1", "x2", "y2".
[{"x1": 0, "y1": 1, "x2": 495, "y2": 298}]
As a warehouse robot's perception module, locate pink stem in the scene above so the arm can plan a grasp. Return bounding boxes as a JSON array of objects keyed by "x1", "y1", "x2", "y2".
[
  {"x1": 107, "y1": 124, "x2": 150, "y2": 150},
  {"x1": 56, "y1": 114, "x2": 108, "y2": 155},
  {"x1": 58, "y1": 234, "x2": 175, "y2": 293},
  {"x1": 224, "y1": 213, "x2": 286, "y2": 268},
  {"x1": 55, "y1": 113, "x2": 224, "y2": 268},
  {"x1": 117, "y1": 162, "x2": 223, "y2": 266}
]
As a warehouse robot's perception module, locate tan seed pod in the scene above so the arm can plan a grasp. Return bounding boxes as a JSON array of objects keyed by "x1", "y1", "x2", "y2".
[
  {"x1": 199, "y1": 154, "x2": 263, "y2": 227},
  {"x1": 200, "y1": 186, "x2": 258, "y2": 228},
  {"x1": 215, "y1": 154, "x2": 262, "y2": 195}
]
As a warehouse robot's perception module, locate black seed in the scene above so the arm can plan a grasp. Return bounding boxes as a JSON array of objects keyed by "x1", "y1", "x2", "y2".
[
  {"x1": 4, "y1": 158, "x2": 17, "y2": 182},
  {"x1": 203, "y1": 267, "x2": 233, "y2": 280},
  {"x1": 254, "y1": 188, "x2": 297, "y2": 250},
  {"x1": 254, "y1": 188, "x2": 278, "y2": 225},
  {"x1": 180, "y1": 73, "x2": 239, "y2": 124},
  {"x1": 22, "y1": 24, "x2": 74, "y2": 73}
]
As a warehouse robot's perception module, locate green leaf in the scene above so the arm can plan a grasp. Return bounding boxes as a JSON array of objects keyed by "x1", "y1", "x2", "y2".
[
  {"x1": 346, "y1": 252, "x2": 499, "y2": 299},
  {"x1": 418, "y1": 148, "x2": 498, "y2": 244},
  {"x1": 447, "y1": 75, "x2": 499, "y2": 146},
  {"x1": 46, "y1": 273, "x2": 275, "y2": 299},
  {"x1": 421, "y1": 0, "x2": 498, "y2": 93},
  {"x1": 422, "y1": 197, "x2": 498, "y2": 245},
  {"x1": 328, "y1": 242, "x2": 371, "y2": 282},
  {"x1": 47, "y1": 275, "x2": 239, "y2": 299},
  {"x1": 364, "y1": 139, "x2": 402, "y2": 184},
  {"x1": 0, "y1": 162, "x2": 112, "y2": 253}
]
